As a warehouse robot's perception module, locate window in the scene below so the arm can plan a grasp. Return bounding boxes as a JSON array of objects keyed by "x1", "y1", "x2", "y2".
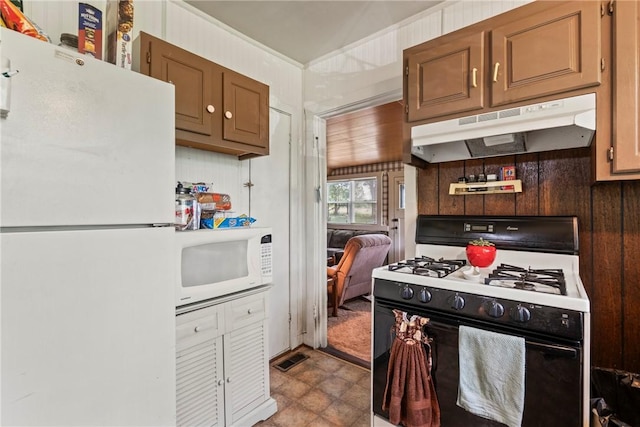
[{"x1": 327, "y1": 174, "x2": 380, "y2": 225}]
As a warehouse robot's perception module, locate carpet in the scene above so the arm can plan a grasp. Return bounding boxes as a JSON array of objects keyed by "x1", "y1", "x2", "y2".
[{"x1": 325, "y1": 297, "x2": 371, "y2": 367}]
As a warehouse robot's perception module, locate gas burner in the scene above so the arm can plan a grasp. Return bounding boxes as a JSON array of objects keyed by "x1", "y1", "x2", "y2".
[
  {"x1": 485, "y1": 263, "x2": 567, "y2": 295},
  {"x1": 388, "y1": 256, "x2": 466, "y2": 278}
]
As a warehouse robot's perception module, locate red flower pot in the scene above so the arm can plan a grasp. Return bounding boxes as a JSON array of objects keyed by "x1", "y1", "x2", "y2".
[{"x1": 466, "y1": 244, "x2": 497, "y2": 268}]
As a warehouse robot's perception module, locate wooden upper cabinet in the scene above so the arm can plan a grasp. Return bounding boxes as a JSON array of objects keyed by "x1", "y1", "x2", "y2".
[
  {"x1": 134, "y1": 32, "x2": 269, "y2": 159},
  {"x1": 610, "y1": 0, "x2": 640, "y2": 176},
  {"x1": 491, "y1": 1, "x2": 602, "y2": 107},
  {"x1": 146, "y1": 36, "x2": 216, "y2": 137},
  {"x1": 222, "y1": 71, "x2": 269, "y2": 150},
  {"x1": 404, "y1": 1, "x2": 602, "y2": 123},
  {"x1": 406, "y1": 32, "x2": 485, "y2": 122}
]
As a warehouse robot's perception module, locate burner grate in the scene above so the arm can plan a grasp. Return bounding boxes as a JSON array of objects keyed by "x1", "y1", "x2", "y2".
[
  {"x1": 485, "y1": 263, "x2": 567, "y2": 295},
  {"x1": 388, "y1": 256, "x2": 466, "y2": 278}
]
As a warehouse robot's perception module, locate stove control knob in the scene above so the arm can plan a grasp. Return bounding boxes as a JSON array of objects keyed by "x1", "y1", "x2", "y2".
[
  {"x1": 400, "y1": 285, "x2": 414, "y2": 300},
  {"x1": 510, "y1": 305, "x2": 531, "y2": 323},
  {"x1": 485, "y1": 300, "x2": 505, "y2": 318},
  {"x1": 418, "y1": 288, "x2": 432, "y2": 303},
  {"x1": 449, "y1": 294, "x2": 465, "y2": 310}
]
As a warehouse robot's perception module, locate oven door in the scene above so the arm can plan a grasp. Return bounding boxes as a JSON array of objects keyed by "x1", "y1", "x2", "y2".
[{"x1": 373, "y1": 300, "x2": 583, "y2": 426}]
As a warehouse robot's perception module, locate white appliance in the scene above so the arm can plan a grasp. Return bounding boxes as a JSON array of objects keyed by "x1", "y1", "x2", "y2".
[
  {"x1": 1, "y1": 28, "x2": 176, "y2": 425},
  {"x1": 175, "y1": 227, "x2": 273, "y2": 307},
  {"x1": 411, "y1": 93, "x2": 596, "y2": 163},
  {"x1": 372, "y1": 215, "x2": 590, "y2": 426}
]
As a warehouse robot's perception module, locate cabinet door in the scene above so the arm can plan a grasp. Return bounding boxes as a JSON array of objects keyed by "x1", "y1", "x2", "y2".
[
  {"x1": 222, "y1": 71, "x2": 270, "y2": 151},
  {"x1": 406, "y1": 32, "x2": 485, "y2": 121},
  {"x1": 147, "y1": 35, "x2": 216, "y2": 137},
  {"x1": 176, "y1": 306, "x2": 225, "y2": 427},
  {"x1": 491, "y1": 1, "x2": 601, "y2": 107},
  {"x1": 223, "y1": 322, "x2": 270, "y2": 425},
  {"x1": 611, "y1": 0, "x2": 640, "y2": 174}
]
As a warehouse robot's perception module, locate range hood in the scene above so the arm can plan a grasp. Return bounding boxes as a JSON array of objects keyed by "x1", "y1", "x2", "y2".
[{"x1": 411, "y1": 93, "x2": 596, "y2": 163}]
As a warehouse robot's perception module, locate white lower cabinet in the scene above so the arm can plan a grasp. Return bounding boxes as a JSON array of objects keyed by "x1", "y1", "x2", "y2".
[{"x1": 176, "y1": 288, "x2": 277, "y2": 426}]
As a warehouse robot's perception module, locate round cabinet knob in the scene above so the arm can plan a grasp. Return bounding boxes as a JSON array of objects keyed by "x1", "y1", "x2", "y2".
[
  {"x1": 510, "y1": 305, "x2": 531, "y2": 323},
  {"x1": 449, "y1": 294, "x2": 465, "y2": 310},
  {"x1": 485, "y1": 300, "x2": 505, "y2": 318},
  {"x1": 206, "y1": 105, "x2": 215, "y2": 113},
  {"x1": 418, "y1": 288, "x2": 432, "y2": 303},
  {"x1": 217, "y1": 379, "x2": 224, "y2": 386},
  {"x1": 194, "y1": 326, "x2": 201, "y2": 332},
  {"x1": 224, "y1": 111, "x2": 233, "y2": 119},
  {"x1": 400, "y1": 285, "x2": 414, "y2": 300},
  {"x1": 226, "y1": 378, "x2": 231, "y2": 383},
  {"x1": 247, "y1": 308, "x2": 253, "y2": 315}
]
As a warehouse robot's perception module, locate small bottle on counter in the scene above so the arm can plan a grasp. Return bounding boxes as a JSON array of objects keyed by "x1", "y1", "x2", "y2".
[{"x1": 175, "y1": 182, "x2": 195, "y2": 231}]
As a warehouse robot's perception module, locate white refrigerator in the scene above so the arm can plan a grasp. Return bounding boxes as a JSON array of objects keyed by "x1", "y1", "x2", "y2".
[{"x1": 1, "y1": 28, "x2": 176, "y2": 425}]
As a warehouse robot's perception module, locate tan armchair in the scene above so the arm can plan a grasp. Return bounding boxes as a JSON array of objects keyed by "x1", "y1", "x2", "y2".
[{"x1": 327, "y1": 234, "x2": 392, "y2": 316}]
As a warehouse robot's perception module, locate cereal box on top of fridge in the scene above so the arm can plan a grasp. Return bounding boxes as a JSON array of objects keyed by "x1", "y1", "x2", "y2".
[
  {"x1": 78, "y1": 3, "x2": 102, "y2": 59},
  {"x1": 106, "y1": 0, "x2": 133, "y2": 69}
]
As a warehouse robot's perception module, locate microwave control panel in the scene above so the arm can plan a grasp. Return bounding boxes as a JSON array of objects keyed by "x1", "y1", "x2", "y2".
[{"x1": 260, "y1": 234, "x2": 273, "y2": 280}]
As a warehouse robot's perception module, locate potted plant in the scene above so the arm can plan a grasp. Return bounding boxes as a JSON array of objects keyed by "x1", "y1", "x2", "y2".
[{"x1": 466, "y1": 238, "x2": 496, "y2": 268}]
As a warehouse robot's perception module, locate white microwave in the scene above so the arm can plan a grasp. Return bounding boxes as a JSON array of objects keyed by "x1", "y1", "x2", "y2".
[{"x1": 174, "y1": 227, "x2": 273, "y2": 307}]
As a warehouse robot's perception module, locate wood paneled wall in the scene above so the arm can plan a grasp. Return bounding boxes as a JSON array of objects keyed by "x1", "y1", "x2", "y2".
[{"x1": 417, "y1": 147, "x2": 640, "y2": 373}]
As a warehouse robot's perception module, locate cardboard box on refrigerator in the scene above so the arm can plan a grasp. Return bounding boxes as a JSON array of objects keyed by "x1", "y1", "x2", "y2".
[
  {"x1": 106, "y1": 0, "x2": 134, "y2": 69},
  {"x1": 78, "y1": 3, "x2": 102, "y2": 59}
]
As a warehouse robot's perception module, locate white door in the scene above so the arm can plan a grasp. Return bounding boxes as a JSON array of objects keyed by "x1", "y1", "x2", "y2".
[
  {"x1": 388, "y1": 171, "x2": 405, "y2": 264},
  {"x1": 248, "y1": 108, "x2": 292, "y2": 358}
]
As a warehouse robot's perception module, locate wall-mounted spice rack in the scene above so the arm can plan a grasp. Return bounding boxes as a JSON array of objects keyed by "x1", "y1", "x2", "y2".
[{"x1": 448, "y1": 179, "x2": 523, "y2": 195}]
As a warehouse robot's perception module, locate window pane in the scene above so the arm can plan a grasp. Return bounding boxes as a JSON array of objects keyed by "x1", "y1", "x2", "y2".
[
  {"x1": 328, "y1": 203, "x2": 349, "y2": 223},
  {"x1": 327, "y1": 176, "x2": 379, "y2": 225},
  {"x1": 353, "y1": 179, "x2": 376, "y2": 202},
  {"x1": 327, "y1": 181, "x2": 350, "y2": 202},
  {"x1": 399, "y1": 183, "x2": 405, "y2": 210},
  {"x1": 353, "y1": 202, "x2": 376, "y2": 224}
]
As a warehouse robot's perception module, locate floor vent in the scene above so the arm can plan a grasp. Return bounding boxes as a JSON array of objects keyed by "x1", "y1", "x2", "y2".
[{"x1": 274, "y1": 352, "x2": 309, "y2": 372}]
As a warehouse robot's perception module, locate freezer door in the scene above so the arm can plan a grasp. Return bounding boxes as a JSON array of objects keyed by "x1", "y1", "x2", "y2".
[
  {"x1": 1, "y1": 227, "x2": 176, "y2": 425},
  {"x1": 0, "y1": 28, "x2": 175, "y2": 227}
]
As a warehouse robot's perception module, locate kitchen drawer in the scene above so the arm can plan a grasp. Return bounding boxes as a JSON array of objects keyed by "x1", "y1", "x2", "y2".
[
  {"x1": 225, "y1": 292, "x2": 266, "y2": 331},
  {"x1": 176, "y1": 304, "x2": 224, "y2": 350}
]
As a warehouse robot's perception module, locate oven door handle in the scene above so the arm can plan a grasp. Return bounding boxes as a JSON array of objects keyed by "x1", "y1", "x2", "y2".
[
  {"x1": 525, "y1": 341, "x2": 578, "y2": 359},
  {"x1": 427, "y1": 321, "x2": 578, "y2": 359}
]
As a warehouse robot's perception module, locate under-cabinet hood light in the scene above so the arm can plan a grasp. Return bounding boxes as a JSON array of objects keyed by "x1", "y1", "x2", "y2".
[{"x1": 411, "y1": 93, "x2": 596, "y2": 163}]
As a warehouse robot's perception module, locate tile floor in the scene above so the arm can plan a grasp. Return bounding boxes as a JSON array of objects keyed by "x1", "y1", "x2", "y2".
[{"x1": 256, "y1": 346, "x2": 371, "y2": 427}]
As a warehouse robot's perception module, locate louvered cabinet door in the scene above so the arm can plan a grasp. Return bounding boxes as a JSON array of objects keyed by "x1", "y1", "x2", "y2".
[
  {"x1": 223, "y1": 322, "x2": 270, "y2": 425},
  {"x1": 176, "y1": 336, "x2": 225, "y2": 426},
  {"x1": 176, "y1": 305, "x2": 225, "y2": 426}
]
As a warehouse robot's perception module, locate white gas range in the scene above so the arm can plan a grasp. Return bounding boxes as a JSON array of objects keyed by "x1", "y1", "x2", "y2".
[{"x1": 371, "y1": 215, "x2": 591, "y2": 427}]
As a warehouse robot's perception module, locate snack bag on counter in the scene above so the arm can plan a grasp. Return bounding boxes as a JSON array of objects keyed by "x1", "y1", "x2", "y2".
[
  {"x1": 197, "y1": 192, "x2": 232, "y2": 211},
  {"x1": 196, "y1": 192, "x2": 232, "y2": 229},
  {"x1": 213, "y1": 214, "x2": 256, "y2": 229}
]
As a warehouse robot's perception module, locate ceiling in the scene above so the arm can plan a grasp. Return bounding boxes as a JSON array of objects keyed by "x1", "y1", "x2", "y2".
[
  {"x1": 326, "y1": 101, "x2": 404, "y2": 172},
  {"x1": 184, "y1": 1, "x2": 444, "y2": 65}
]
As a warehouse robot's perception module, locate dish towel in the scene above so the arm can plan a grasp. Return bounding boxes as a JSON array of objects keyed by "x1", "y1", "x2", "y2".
[{"x1": 457, "y1": 325, "x2": 525, "y2": 427}]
